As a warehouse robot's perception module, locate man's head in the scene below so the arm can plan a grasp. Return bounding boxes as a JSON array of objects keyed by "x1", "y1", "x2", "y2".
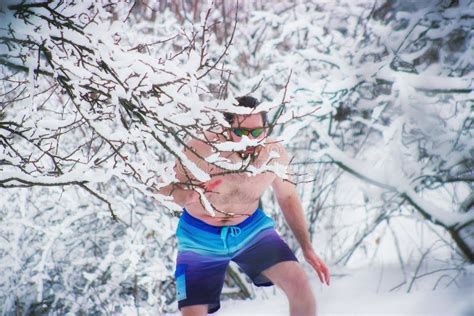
[
  {"x1": 224, "y1": 96, "x2": 268, "y2": 126},
  {"x1": 224, "y1": 96, "x2": 268, "y2": 157}
]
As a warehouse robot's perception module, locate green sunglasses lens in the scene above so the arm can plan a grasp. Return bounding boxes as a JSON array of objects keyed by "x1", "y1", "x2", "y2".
[
  {"x1": 251, "y1": 128, "x2": 264, "y2": 137},
  {"x1": 233, "y1": 128, "x2": 245, "y2": 136}
]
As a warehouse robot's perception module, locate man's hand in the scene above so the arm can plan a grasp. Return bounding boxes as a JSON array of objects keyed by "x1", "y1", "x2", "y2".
[{"x1": 303, "y1": 248, "x2": 330, "y2": 286}]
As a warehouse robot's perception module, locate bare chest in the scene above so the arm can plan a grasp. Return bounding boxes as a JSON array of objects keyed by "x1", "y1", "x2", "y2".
[
  {"x1": 184, "y1": 140, "x2": 285, "y2": 223},
  {"x1": 207, "y1": 171, "x2": 276, "y2": 204}
]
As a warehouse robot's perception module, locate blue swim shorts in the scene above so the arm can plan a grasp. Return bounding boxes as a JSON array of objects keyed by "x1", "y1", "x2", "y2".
[{"x1": 175, "y1": 208, "x2": 298, "y2": 313}]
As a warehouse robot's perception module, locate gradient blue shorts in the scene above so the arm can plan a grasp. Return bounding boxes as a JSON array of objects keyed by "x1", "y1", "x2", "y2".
[{"x1": 175, "y1": 208, "x2": 298, "y2": 313}]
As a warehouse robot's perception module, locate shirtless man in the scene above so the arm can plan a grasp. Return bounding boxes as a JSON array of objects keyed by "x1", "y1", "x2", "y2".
[{"x1": 160, "y1": 96, "x2": 330, "y2": 316}]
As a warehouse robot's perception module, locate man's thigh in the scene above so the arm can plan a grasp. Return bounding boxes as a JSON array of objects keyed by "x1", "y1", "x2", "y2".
[
  {"x1": 232, "y1": 228, "x2": 298, "y2": 286},
  {"x1": 175, "y1": 251, "x2": 229, "y2": 313},
  {"x1": 261, "y1": 260, "x2": 310, "y2": 294}
]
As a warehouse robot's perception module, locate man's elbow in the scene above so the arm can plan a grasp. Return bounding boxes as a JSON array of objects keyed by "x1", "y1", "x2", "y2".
[
  {"x1": 160, "y1": 185, "x2": 197, "y2": 207},
  {"x1": 156, "y1": 184, "x2": 180, "y2": 204},
  {"x1": 156, "y1": 184, "x2": 173, "y2": 197}
]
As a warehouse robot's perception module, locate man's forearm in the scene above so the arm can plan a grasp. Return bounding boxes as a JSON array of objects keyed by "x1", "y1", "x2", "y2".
[{"x1": 279, "y1": 195, "x2": 313, "y2": 252}]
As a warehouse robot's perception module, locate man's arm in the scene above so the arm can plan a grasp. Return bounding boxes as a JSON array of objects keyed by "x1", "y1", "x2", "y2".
[
  {"x1": 156, "y1": 140, "x2": 204, "y2": 208},
  {"x1": 271, "y1": 163, "x2": 313, "y2": 253},
  {"x1": 157, "y1": 159, "x2": 198, "y2": 207},
  {"x1": 157, "y1": 138, "x2": 218, "y2": 208},
  {"x1": 271, "y1": 144, "x2": 330, "y2": 285}
]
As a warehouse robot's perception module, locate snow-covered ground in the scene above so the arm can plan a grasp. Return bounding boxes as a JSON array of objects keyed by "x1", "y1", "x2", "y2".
[{"x1": 162, "y1": 264, "x2": 474, "y2": 316}]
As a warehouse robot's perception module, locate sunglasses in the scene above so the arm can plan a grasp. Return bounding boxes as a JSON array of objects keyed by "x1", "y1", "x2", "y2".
[{"x1": 232, "y1": 127, "x2": 266, "y2": 138}]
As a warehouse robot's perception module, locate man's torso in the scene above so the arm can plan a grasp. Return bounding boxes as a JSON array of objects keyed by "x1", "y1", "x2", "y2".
[{"x1": 182, "y1": 133, "x2": 285, "y2": 226}]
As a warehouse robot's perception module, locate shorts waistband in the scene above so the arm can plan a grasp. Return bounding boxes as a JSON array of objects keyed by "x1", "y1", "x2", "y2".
[{"x1": 180, "y1": 208, "x2": 264, "y2": 234}]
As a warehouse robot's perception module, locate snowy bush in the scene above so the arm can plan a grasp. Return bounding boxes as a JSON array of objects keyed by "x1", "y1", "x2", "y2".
[{"x1": 1, "y1": 0, "x2": 472, "y2": 314}]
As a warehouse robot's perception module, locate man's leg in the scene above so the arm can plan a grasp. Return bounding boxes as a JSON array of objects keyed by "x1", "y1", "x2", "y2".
[
  {"x1": 262, "y1": 261, "x2": 316, "y2": 316},
  {"x1": 175, "y1": 210, "x2": 233, "y2": 314},
  {"x1": 175, "y1": 252, "x2": 228, "y2": 314},
  {"x1": 181, "y1": 304, "x2": 208, "y2": 316},
  {"x1": 231, "y1": 226, "x2": 315, "y2": 315}
]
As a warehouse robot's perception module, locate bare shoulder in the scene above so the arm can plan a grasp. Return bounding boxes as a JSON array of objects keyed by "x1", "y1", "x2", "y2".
[
  {"x1": 265, "y1": 138, "x2": 290, "y2": 165},
  {"x1": 183, "y1": 132, "x2": 219, "y2": 160},
  {"x1": 267, "y1": 139, "x2": 295, "y2": 190},
  {"x1": 175, "y1": 132, "x2": 218, "y2": 179}
]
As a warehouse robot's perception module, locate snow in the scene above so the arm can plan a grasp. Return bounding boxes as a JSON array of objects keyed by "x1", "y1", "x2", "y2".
[
  {"x1": 319, "y1": 126, "x2": 474, "y2": 229},
  {"x1": 214, "y1": 137, "x2": 263, "y2": 152},
  {"x1": 378, "y1": 67, "x2": 473, "y2": 91},
  {"x1": 159, "y1": 264, "x2": 474, "y2": 316},
  {"x1": 0, "y1": 168, "x2": 113, "y2": 185}
]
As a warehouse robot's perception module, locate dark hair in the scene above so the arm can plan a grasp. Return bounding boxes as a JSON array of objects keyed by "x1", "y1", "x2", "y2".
[{"x1": 223, "y1": 96, "x2": 268, "y2": 125}]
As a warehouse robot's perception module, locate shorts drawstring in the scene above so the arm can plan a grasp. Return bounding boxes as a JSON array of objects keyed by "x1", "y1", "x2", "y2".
[
  {"x1": 230, "y1": 226, "x2": 241, "y2": 237},
  {"x1": 220, "y1": 226, "x2": 242, "y2": 250}
]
